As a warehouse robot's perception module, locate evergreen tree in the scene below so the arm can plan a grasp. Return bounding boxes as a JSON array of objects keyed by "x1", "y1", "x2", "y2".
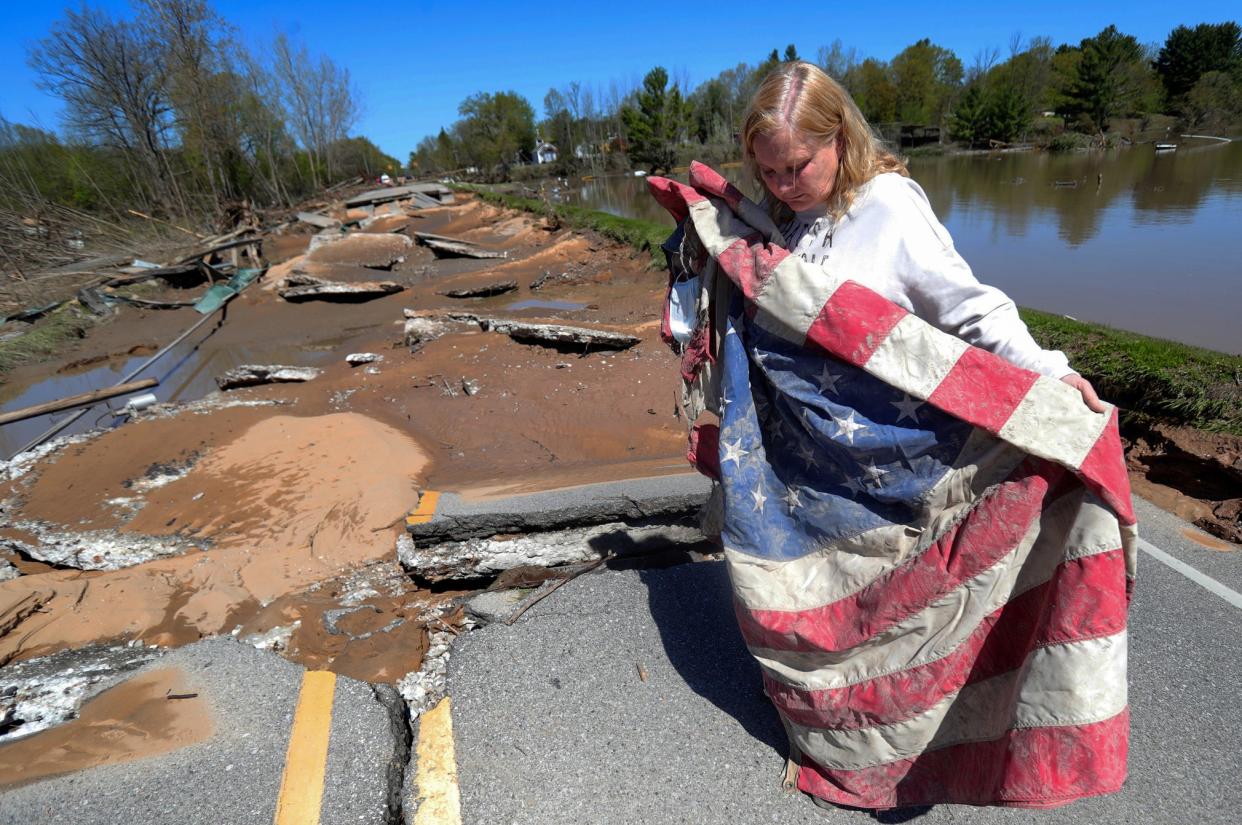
[
  {"x1": 1155, "y1": 22, "x2": 1242, "y2": 107},
  {"x1": 1066, "y1": 26, "x2": 1153, "y2": 131},
  {"x1": 621, "y1": 67, "x2": 684, "y2": 173}
]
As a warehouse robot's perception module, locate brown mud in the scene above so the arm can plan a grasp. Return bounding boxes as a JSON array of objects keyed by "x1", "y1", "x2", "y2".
[
  {"x1": 1123, "y1": 420, "x2": 1242, "y2": 544},
  {"x1": 0, "y1": 666, "x2": 212, "y2": 789},
  {"x1": 0, "y1": 191, "x2": 687, "y2": 689}
]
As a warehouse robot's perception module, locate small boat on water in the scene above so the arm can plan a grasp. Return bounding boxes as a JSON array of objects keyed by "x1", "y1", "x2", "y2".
[{"x1": 1155, "y1": 143, "x2": 1177, "y2": 152}]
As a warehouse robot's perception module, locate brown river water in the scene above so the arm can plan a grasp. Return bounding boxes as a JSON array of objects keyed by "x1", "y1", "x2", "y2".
[{"x1": 559, "y1": 140, "x2": 1242, "y2": 356}]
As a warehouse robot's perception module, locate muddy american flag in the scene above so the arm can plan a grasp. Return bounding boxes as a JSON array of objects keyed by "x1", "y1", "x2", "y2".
[{"x1": 648, "y1": 163, "x2": 1138, "y2": 809}]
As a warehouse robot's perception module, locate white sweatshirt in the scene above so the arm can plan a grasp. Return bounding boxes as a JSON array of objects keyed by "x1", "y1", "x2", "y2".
[{"x1": 776, "y1": 172, "x2": 1073, "y2": 379}]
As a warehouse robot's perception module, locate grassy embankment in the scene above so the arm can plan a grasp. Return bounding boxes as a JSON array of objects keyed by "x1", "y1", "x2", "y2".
[
  {"x1": 0, "y1": 303, "x2": 96, "y2": 377},
  {"x1": 460, "y1": 184, "x2": 1242, "y2": 435}
]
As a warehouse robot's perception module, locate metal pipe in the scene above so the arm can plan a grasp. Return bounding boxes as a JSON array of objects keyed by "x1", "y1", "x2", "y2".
[{"x1": 10, "y1": 289, "x2": 242, "y2": 459}]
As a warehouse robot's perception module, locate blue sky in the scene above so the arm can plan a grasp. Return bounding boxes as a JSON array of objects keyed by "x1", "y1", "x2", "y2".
[{"x1": 2, "y1": 1, "x2": 1238, "y2": 159}]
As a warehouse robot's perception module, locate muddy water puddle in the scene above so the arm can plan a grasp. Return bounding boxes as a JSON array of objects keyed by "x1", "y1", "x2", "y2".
[
  {"x1": 0, "y1": 666, "x2": 212, "y2": 789},
  {"x1": 0, "y1": 328, "x2": 347, "y2": 459},
  {"x1": 504, "y1": 298, "x2": 588, "y2": 312}
]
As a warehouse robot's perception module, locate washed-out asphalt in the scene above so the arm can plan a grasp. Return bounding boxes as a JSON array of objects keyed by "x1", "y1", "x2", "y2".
[{"x1": 0, "y1": 487, "x2": 1237, "y2": 825}]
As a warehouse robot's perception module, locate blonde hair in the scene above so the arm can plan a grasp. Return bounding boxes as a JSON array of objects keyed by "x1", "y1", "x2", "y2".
[{"x1": 742, "y1": 61, "x2": 907, "y2": 221}]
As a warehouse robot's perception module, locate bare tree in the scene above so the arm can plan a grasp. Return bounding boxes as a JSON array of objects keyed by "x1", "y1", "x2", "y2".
[
  {"x1": 270, "y1": 34, "x2": 360, "y2": 188},
  {"x1": 28, "y1": 6, "x2": 185, "y2": 214},
  {"x1": 817, "y1": 39, "x2": 859, "y2": 82}
]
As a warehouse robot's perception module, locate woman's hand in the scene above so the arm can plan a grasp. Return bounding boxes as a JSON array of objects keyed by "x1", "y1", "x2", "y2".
[{"x1": 1061, "y1": 373, "x2": 1106, "y2": 413}]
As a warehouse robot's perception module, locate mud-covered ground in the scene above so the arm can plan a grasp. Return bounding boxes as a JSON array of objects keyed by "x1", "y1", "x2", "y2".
[
  {"x1": 0, "y1": 187, "x2": 1236, "y2": 785},
  {"x1": 0, "y1": 191, "x2": 691, "y2": 770}
]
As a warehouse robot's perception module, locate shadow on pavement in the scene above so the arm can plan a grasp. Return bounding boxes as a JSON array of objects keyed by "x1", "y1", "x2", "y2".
[{"x1": 634, "y1": 559, "x2": 786, "y2": 755}]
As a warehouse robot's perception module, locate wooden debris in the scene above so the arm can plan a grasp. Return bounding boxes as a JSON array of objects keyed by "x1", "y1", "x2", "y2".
[
  {"x1": 0, "y1": 378, "x2": 158, "y2": 427},
  {"x1": 278, "y1": 274, "x2": 403, "y2": 303},
  {"x1": 175, "y1": 234, "x2": 262, "y2": 265},
  {"x1": 104, "y1": 292, "x2": 198, "y2": 309},
  {"x1": 439, "y1": 280, "x2": 518, "y2": 299},
  {"x1": 105, "y1": 262, "x2": 207, "y2": 288},
  {"x1": 215, "y1": 365, "x2": 321, "y2": 390},
  {"x1": 76, "y1": 286, "x2": 114, "y2": 316}
]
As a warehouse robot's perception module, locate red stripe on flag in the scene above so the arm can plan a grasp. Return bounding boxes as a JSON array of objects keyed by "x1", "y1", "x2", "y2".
[
  {"x1": 806, "y1": 281, "x2": 907, "y2": 366},
  {"x1": 689, "y1": 161, "x2": 746, "y2": 210},
  {"x1": 687, "y1": 422, "x2": 720, "y2": 480},
  {"x1": 717, "y1": 235, "x2": 790, "y2": 302},
  {"x1": 928, "y1": 346, "x2": 1038, "y2": 432},
  {"x1": 796, "y1": 708, "x2": 1129, "y2": 810},
  {"x1": 738, "y1": 459, "x2": 1061, "y2": 653},
  {"x1": 645, "y1": 176, "x2": 703, "y2": 224},
  {"x1": 1076, "y1": 408, "x2": 1136, "y2": 525},
  {"x1": 764, "y1": 549, "x2": 1130, "y2": 731}
]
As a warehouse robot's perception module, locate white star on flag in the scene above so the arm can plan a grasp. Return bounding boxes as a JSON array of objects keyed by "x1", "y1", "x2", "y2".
[
  {"x1": 783, "y1": 486, "x2": 802, "y2": 510},
  {"x1": 796, "y1": 441, "x2": 819, "y2": 468},
  {"x1": 817, "y1": 365, "x2": 842, "y2": 394},
  {"x1": 751, "y1": 487, "x2": 767, "y2": 512},
  {"x1": 723, "y1": 439, "x2": 749, "y2": 466},
  {"x1": 890, "y1": 393, "x2": 923, "y2": 423},
  {"x1": 863, "y1": 459, "x2": 888, "y2": 486},
  {"x1": 833, "y1": 410, "x2": 867, "y2": 445}
]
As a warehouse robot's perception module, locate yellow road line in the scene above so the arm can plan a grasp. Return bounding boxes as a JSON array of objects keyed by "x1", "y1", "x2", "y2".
[
  {"x1": 405, "y1": 490, "x2": 441, "y2": 527},
  {"x1": 273, "y1": 670, "x2": 337, "y2": 825},
  {"x1": 413, "y1": 697, "x2": 462, "y2": 825}
]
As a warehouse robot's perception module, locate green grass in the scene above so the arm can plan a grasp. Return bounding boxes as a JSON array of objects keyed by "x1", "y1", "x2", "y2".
[
  {"x1": 0, "y1": 303, "x2": 95, "y2": 376},
  {"x1": 452, "y1": 184, "x2": 671, "y2": 265},
  {"x1": 1021, "y1": 308, "x2": 1242, "y2": 434},
  {"x1": 455, "y1": 184, "x2": 1241, "y2": 435}
]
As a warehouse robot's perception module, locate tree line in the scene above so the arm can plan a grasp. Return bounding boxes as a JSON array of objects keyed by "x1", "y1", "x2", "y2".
[
  {"x1": 2, "y1": 0, "x2": 399, "y2": 225},
  {"x1": 412, "y1": 22, "x2": 1241, "y2": 178}
]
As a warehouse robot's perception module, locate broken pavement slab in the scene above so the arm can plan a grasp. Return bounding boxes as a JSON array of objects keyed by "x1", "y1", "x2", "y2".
[
  {"x1": 439, "y1": 280, "x2": 519, "y2": 299},
  {"x1": 397, "y1": 474, "x2": 712, "y2": 582},
  {"x1": 403, "y1": 473, "x2": 711, "y2": 545},
  {"x1": 345, "y1": 184, "x2": 453, "y2": 209},
  {"x1": 407, "y1": 310, "x2": 641, "y2": 351},
  {"x1": 297, "y1": 211, "x2": 343, "y2": 230},
  {"x1": 278, "y1": 274, "x2": 404, "y2": 303},
  {"x1": 0, "y1": 638, "x2": 407, "y2": 825},
  {"x1": 215, "y1": 364, "x2": 322, "y2": 390},
  {"x1": 417, "y1": 235, "x2": 507, "y2": 260},
  {"x1": 305, "y1": 232, "x2": 413, "y2": 269}
]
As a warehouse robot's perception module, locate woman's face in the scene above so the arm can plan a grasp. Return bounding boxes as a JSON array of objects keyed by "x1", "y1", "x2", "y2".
[{"x1": 752, "y1": 129, "x2": 841, "y2": 211}]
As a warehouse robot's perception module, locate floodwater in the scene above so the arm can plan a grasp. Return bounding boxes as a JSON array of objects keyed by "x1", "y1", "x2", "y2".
[
  {"x1": 559, "y1": 141, "x2": 1242, "y2": 355},
  {"x1": 0, "y1": 324, "x2": 341, "y2": 459}
]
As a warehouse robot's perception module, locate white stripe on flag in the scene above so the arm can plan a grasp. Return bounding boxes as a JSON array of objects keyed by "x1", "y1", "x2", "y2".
[{"x1": 789, "y1": 630, "x2": 1128, "y2": 771}]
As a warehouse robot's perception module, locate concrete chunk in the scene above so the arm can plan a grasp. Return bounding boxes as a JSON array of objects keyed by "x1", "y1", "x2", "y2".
[
  {"x1": 440, "y1": 280, "x2": 518, "y2": 299},
  {"x1": 279, "y1": 276, "x2": 403, "y2": 303},
  {"x1": 216, "y1": 364, "x2": 322, "y2": 390}
]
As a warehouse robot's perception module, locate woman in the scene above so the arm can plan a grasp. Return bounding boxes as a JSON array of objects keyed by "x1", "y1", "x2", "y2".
[
  {"x1": 648, "y1": 61, "x2": 1136, "y2": 814},
  {"x1": 743, "y1": 61, "x2": 1102, "y2": 408}
]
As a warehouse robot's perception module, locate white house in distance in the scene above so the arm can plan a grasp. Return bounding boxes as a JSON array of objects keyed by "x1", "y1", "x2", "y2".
[{"x1": 535, "y1": 141, "x2": 558, "y2": 164}]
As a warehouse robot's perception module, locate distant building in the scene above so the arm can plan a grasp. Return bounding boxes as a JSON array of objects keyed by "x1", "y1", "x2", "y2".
[{"x1": 535, "y1": 142, "x2": 559, "y2": 164}]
